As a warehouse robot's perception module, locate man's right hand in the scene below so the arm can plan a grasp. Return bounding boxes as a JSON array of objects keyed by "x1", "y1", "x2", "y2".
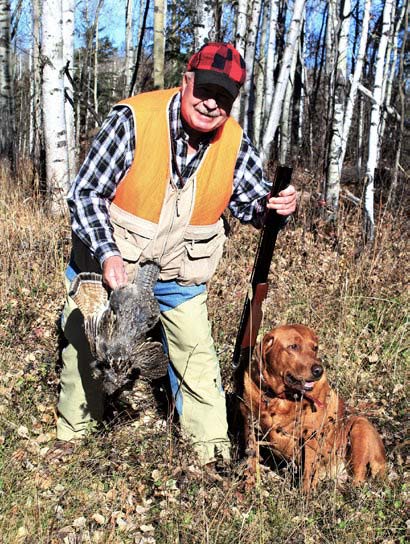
[{"x1": 102, "y1": 255, "x2": 128, "y2": 290}]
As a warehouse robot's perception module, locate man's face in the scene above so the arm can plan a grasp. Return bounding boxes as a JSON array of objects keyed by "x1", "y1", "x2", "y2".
[{"x1": 180, "y1": 73, "x2": 234, "y2": 133}]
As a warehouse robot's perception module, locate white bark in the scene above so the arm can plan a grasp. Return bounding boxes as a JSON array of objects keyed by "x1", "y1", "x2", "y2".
[
  {"x1": 93, "y1": 14, "x2": 99, "y2": 124},
  {"x1": 153, "y1": 0, "x2": 167, "y2": 88},
  {"x1": 339, "y1": 0, "x2": 371, "y2": 171},
  {"x1": 0, "y1": 0, "x2": 12, "y2": 159},
  {"x1": 125, "y1": 0, "x2": 133, "y2": 92},
  {"x1": 261, "y1": 0, "x2": 306, "y2": 161},
  {"x1": 243, "y1": 0, "x2": 263, "y2": 135},
  {"x1": 263, "y1": 0, "x2": 280, "y2": 124},
  {"x1": 297, "y1": 32, "x2": 306, "y2": 148},
  {"x1": 41, "y1": 0, "x2": 69, "y2": 213},
  {"x1": 279, "y1": 37, "x2": 299, "y2": 164},
  {"x1": 63, "y1": 0, "x2": 75, "y2": 178},
  {"x1": 390, "y1": 2, "x2": 408, "y2": 203},
  {"x1": 364, "y1": 0, "x2": 394, "y2": 242},
  {"x1": 379, "y1": 1, "x2": 405, "y2": 154},
  {"x1": 325, "y1": 0, "x2": 351, "y2": 214},
  {"x1": 193, "y1": 0, "x2": 215, "y2": 48},
  {"x1": 356, "y1": 95, "x2": 364, "y2": 177},
  {"x1": 231, "y1": 0, "x2": 248, "y2": 121},
  {"x1": 253, "y1": 1, "x2": 269, "y2": 147}
]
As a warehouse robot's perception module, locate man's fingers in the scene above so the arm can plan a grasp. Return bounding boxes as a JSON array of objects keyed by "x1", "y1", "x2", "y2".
[
  {"x1": 267, "y1": 184, "x2": 297, "y2": 216},
  {"x1": 102, "y1": 256, "x2": 128, "y2": 290}
]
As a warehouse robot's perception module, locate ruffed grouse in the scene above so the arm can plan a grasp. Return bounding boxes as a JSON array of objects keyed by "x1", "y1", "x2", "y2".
[{"x1": 69, "y1": 261, "x2": 169, "y2": 395}]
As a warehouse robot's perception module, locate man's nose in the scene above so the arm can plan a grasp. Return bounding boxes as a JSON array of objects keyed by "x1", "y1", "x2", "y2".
[{"x1": 202, "y1": 97, "x2": 218, "y2": 109}]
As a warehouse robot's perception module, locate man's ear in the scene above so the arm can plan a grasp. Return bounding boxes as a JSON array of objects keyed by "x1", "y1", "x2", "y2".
[{"x1": 181, "y1": 73, "x2": 188, "y2": 93}]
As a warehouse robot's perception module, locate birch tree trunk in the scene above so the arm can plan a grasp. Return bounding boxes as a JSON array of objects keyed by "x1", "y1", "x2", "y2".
[
  {"x1": 41, "y1": 0, "x2": 69, "y2": 213},
  {"x1": 356, "y1": 95, "x2": 364, "y2": 178},
  {"x1": 0, "y1": 0, "x2": 13, "y2": 165},
  {"x1": 63, "y1": 0, "x2": 75, "y2": 179},
  {"x1": 193, "y1": 0, "x2": 215, "y2": 48},
  {"x1": 261, "y1": 0, "x2": 306, "y2": 161},
  {"x1": 231, "y1": 0, "x2": 247, "y2": 121},
  {"x1": 325, "y1": 0, "x2": 351, "y2": 217},
  {"x1": 296, "y1": 27, "x2": 306, "y2": 150},
  {"x1": 129, "y1": 0, "x2": 150, "y2": 96},
  {"x1": 379, "y1": 1, "x2": 405, "y2": 153},
  {"x1": 243, "y1": 0, "x2": 262, "y2": 136},
  {"x1": 339, "y1": 0, "x2": 371, "y2": 171},
  {"x1": 363, "y1": 0, "x2": 394, "y2": 243},
  {"x1": 279, "y1": 37, "x2": 299, "y2": 164},
  {"x1": 263, "y1": 0, "x2": 280, "y2": 127},
  {"x1": 253, "y1": 1, "x2": 269, "y2": 147},
  {"x1": 125, "y1": 0, "x2": 133, "y2": 92},
  {"x1": 153, "y1": 0, "x2": 167, "y2": 89},
  {"x1": 389, "y1": 0, "x2": 408, "y2": 205},
  {"x1": 93, "y1": 15, "x2": 99, "y2": 125},
  {"x1": 30, "y1": 0, "x2": 43, "y2": 185}
]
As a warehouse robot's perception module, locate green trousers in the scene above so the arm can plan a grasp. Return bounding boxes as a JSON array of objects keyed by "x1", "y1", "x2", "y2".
[{"x1": 57, "y1": 282, "x2": 230, "y2": 464}]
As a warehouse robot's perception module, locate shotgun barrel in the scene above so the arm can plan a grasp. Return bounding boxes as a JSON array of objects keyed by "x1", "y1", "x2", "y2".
[{"x1": 232, "y1": 165, "x2": 293, "y2": 374}]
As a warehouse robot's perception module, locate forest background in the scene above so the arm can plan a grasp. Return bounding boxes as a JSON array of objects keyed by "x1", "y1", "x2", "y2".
[{"x1": 0, "y1": 0, "x2": 408, "y2": 543}]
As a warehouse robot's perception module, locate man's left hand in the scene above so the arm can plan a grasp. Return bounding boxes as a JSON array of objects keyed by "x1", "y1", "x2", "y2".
[{"x1": 266, "y1": 184, "x2": 297, "y2": 216}]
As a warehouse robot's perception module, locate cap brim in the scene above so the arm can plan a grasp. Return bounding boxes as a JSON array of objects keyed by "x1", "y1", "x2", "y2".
[{"x1": 193, "y1": 70, "x2": 240, "y2": 100}]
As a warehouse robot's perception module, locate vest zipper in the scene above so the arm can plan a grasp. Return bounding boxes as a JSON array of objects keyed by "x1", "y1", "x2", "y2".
[
  {"x1": 159, "y1": 185, "x2": 181, "y2": 260},
  {"x1": 175, "y1": 189, "x2": 181, "y2": 217}
]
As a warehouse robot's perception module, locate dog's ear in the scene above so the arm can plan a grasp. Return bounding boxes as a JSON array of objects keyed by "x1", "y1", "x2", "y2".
[{"x1": 261, "y1": 330, "x2": 276, "y2": 357}]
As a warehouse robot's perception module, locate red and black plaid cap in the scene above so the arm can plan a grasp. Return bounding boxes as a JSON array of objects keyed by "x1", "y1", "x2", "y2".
[{"x1": 187, "y1": 42, "x2": 246, "y2": 99}]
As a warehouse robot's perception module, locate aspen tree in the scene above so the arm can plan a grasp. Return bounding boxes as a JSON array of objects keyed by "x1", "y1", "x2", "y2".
[
  {"x1": 193, "y1": 0, "x2": 216, "y2": 48},
  {"x1": 390, "y1": 1, "x2": 408, "y2": 204},
  {"x1": 242, "y1": 0, "x2": 263, "y2": 137},
  {"x1": 261, "y1": 0, "x2": 305, "y2": 161},
  {"x1": 325, "y1": 0, "x2": 351, "y2": 218},
  {"x1": 253, "y1": 1, "x2": 269, "y2": 147},
  {"x1": 231, "y1": 0, "x2": 247, "y2": 121},
  {"x1": 263, "y1": 0, "x2": 280, "y2": 127},
  {"x1": 364, "y1": 0, "x2": 394, "y2": 242},
  {"x1": 153, "y1": 0, "x2": 167, "y2": 88},
  {"x1": 125, "y1": 0, "x2": 133, "y2": 92},
  {"x1": 41, "y1": 0, "x2": 69, "y2": 213},
  {"x1": 279, "y1": 29, "x2": 300, "y2": 164},
  {"x1": 63, "y1": 0, "x2": 75, "y2": 179},
  {"x1": 0, "y1": 0, "x2": 13, "y2": 164},
  {"x1": 339, "y1": 0, "x2": 371, "y2": 172}
]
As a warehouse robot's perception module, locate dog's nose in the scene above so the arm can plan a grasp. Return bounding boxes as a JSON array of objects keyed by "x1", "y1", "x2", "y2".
[{"x1": 311, "y1": 364, "x2": 323, "y2": 379}]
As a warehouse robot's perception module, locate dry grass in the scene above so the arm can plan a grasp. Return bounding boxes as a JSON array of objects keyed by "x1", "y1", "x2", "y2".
[{"x1": 0, "y1": 166, "x2": 408, "y2": 543}]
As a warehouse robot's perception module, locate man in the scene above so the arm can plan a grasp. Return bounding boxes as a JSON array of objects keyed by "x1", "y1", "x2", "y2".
[{"x1": 58, "y1": 42, "x2": 296, "y2": 465}]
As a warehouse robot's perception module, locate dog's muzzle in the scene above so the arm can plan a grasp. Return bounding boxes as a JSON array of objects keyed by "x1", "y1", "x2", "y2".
[{"x1": 284, "y1": 363, "x2": 324, "y2": 392}]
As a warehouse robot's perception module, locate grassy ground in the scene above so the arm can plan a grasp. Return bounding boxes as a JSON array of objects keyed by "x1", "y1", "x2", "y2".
[{"x1": 0, "y1": 167, "x2": 408, "y2": 543}]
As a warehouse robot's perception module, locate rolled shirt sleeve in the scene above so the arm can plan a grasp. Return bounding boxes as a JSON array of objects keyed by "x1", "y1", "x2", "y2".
[{"x1": 67, "y1": 107, "x2": 134, "y2": 265}]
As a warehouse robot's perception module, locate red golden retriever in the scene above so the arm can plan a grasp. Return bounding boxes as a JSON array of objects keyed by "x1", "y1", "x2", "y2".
[{"x1": 240, "y1": 324, "x2": 386, "y2": 491}]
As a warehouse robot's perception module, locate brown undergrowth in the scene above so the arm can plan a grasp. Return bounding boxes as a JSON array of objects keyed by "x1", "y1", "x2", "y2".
[{"x1": 0, "y1": 166, "x2": 408, "y2": 543}]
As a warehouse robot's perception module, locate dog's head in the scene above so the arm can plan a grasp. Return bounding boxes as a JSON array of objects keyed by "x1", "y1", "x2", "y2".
[{"x1": 255, "y1": 324, "x2": 325, "y2": 397}]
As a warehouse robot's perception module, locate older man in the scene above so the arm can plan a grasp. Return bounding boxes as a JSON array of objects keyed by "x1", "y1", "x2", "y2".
[{"x1": 58, "y1": 42, "x2": 296, "y2": 465}]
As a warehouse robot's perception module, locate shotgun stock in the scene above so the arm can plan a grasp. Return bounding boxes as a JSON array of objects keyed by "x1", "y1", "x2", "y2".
[{"x1": 232, "y1": 165, "x2": 293, "y2": 378}]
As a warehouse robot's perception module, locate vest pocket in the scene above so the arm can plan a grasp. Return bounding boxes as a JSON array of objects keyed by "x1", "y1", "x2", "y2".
[
  {"x1": 113, "y1": 223, "x2": 153, "y2": 262},
  {"x1": 179, "y1": 228, "x2": 226, "y2": 285}
]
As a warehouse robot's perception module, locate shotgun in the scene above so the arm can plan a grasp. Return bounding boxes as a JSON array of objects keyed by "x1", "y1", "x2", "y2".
[{"x1": 232, "y1": 165, "x2": 293, "y2": 378}]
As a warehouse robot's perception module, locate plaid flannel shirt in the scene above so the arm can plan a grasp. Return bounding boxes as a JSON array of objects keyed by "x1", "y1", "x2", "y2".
[{"x1": 67, "y1": 92, "x2": 271, "y2": 265}]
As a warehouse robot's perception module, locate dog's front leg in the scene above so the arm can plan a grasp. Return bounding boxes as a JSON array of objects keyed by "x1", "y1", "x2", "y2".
[
  {"x1": 301, "y1": 441, "x2": 320, "y2": 493},
  {"x1": 242, "y1": 407, "x2": 260, "y2": 489}
]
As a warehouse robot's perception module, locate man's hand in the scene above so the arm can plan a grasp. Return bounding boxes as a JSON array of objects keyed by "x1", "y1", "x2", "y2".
[
  {"x1": 102, "y1": 255, "x2": 128, "y2": 290},
  {"x1": 266, "y1": 184, "x2": 297, "y2": 216}
]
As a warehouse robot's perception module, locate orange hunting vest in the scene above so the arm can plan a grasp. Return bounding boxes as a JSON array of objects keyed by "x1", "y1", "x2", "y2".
[{"x1": 112, "y1": 88, "x2": 243, "y2": 226}]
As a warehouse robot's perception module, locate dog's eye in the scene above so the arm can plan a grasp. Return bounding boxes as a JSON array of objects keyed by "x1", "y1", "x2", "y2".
[
  {"x1": 288, "y1": 344, "x2": 299, "y2": 350},
  {"x1": 312, "y1": 345, "x2": 319, "y2": 352}
]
